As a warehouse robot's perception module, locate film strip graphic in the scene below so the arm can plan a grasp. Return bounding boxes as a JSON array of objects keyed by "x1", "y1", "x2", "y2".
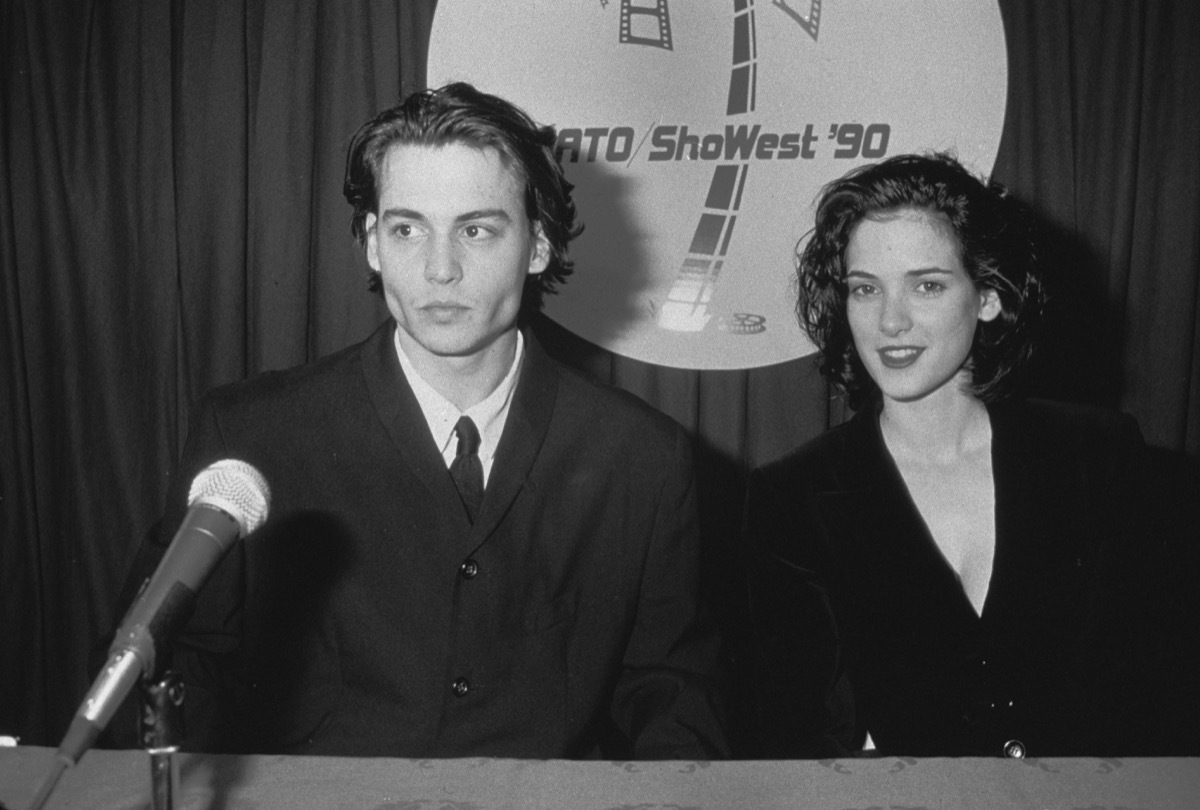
[
  {"x1": 774, "y1": 0, "x2": 822, "y2": 42},
  {"x1": 728, "y1": 0, "x2": 758, "y2": 115},
  {"x1": 656, "y1": 164, "x2": 751, "y2": 332},
  {"x1": 619, "y1": 0, "x2": 673, "y2": 51},
  {"x1": 657, "y1": 0, "x2": 764, "y2": 334}
]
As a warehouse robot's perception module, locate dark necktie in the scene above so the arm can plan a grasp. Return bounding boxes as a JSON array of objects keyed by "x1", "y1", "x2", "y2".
[{"x1": 449, "y1": 416, "x2": 483, "y2": 523}]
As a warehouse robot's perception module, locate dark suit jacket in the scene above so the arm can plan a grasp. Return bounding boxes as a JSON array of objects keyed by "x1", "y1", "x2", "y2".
[
  {"x1": 145, "y1": 321, "x2": 726, "y2": 759},
  {"x1": 744, "y1": 398, "x2": 1176, "y2": 758}
]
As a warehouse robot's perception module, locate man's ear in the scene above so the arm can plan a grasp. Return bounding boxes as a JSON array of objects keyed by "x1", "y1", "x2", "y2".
[
  {"x1": 979, "y1": 287, "x2": 1002, "y2": 322},
  {"x1": 364, "y1": 213, "x2": 380, "y2": 273},
  {"x1": 527, "y1": 224, "x2": 550, "y2": 276}
]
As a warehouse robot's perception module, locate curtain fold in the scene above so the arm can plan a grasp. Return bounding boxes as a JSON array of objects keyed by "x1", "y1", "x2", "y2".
[
  {"x1": 991, "y1": 0, "x2": 1200, "y2": 447},
  {"x1": 1, "y1": 0, "x2": 1196, "y2": 749},
  {"x1": 3, "y1": 0, "x2": 183, "y2": 744}
]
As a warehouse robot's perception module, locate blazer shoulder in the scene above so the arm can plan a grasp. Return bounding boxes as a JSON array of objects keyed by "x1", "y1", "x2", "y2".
[
  {"x1": 551, "y1": 361, "x2": 689, "y2": 445},
  {"x1": 996, "y1": 397, "x2": 1143, "y2": 455},
  {"x1": 199, "y1": 338, "x2": 369, "y2": 416},
  {"x1": 750, "y1": 414, "x2": 861, "y2": 491}
]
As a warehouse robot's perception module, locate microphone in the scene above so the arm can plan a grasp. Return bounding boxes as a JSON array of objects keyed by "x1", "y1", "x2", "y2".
[{"x1": 53, "y1": 459, "x2": 270, "y2": 769}]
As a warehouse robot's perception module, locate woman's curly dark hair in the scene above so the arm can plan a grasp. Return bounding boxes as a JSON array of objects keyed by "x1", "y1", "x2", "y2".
[
  {"x1": 343, "y1": 82, "x2": 582, "y2": 323},
  {"x1": 795, "y1": 152, "x2": 1046, "y2": 410}
]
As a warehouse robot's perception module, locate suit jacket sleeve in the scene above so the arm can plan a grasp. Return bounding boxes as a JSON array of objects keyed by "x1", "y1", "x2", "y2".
[
  {"x1": 609, "y1": 425, "x2": 730, "y2": 759},
  {"x1": 149, "y1": 391, "x2": 254, "y2": 753},
  {"x1": 742, "y1": 457, "x2": 856, "y2": 759}
]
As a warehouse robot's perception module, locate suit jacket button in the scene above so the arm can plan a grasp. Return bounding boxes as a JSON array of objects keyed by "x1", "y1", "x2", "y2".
[
  {"x1": 460, "y1": 559, "x2": 479, "y2": 579},
  {"x1": 452, "y1": 677, "x2": 470, "y2": 697},
  {"x1": 1003, "y1": 739, "x2": 1026, "y2": 758}
]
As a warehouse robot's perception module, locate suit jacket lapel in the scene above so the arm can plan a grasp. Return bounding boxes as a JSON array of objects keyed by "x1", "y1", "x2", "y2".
[
  {"x1": 358, "y1": 323, "x2": 560, "y2": 547},
  {"x1": 359, "y1": 320, "x2": 471, "y2": 532},
  {"x1": 983, "y1": 400, "x2": 1079, "y2": 629},
  {"x1": 474, "y1": 330, "x2": 558, "y2": 540},
  {"x1": 816, "y1": 407, "x2": 980, "y2": 624},
  {"x1": 817, "y1": 407, "x2": 931, "y2": 565},
  {"x1": 983, "y1": 402, "x2": 1028, "y2": 624}
]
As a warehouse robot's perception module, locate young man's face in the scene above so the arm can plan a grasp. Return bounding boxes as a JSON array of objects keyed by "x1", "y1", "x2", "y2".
[{"x1": 365, "y1": 141, "x2": 549, "y2": 372}]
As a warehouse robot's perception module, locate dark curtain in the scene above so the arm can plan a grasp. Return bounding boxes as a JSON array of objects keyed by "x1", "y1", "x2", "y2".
[{"x1": 2, "y1": 0, "x2": 1197, "y2": 750}]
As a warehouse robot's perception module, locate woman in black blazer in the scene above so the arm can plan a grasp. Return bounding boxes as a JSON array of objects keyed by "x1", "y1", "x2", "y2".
[{"x1": 744, "y1": 153, "x2": 1170, "y2": 759}]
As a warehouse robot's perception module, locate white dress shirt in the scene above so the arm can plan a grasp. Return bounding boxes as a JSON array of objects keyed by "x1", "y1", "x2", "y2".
[{"x1": 393, "y1": 327, "x2": 524, "y2": 488}]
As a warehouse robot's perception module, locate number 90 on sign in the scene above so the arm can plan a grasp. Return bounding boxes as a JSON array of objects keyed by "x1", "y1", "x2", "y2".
[{"x1": 827, "y1": 123, "x2": 891, "y2": 159}]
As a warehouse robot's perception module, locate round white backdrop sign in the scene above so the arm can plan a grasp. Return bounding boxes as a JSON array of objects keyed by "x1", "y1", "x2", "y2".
[{"x1": 428, "y1": 1, "x2": 1007, "y2": 369}]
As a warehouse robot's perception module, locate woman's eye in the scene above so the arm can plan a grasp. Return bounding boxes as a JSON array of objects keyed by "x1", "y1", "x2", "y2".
[{"x1": 849, "y1": 283, "x2": 877, "y2": 297}]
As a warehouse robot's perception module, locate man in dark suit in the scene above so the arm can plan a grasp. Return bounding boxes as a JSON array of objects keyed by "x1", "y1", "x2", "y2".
[{"x1": 143, "y1": 83, "x2": 727, "y2": 759}]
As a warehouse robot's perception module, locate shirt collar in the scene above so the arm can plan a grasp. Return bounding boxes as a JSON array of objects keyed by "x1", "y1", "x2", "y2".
[{"x1": 393, "y1": 325, "x2": 524, "y2": 485}]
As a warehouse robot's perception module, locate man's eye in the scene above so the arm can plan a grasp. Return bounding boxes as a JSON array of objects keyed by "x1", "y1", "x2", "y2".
[
  {"x1": 393, "y1": 223, "x2": 413, "y2": 237},
  {"x1": 462, "y1": 224, "x2": 490, "y2": 239},
  {"x1": 917, "y1": 281, "x2": 945, "y2": 294}
]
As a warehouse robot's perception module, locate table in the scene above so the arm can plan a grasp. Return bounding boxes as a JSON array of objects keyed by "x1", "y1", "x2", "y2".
[{"x1": 1, "y1": 746, "x2": 1197, "y2": 809}]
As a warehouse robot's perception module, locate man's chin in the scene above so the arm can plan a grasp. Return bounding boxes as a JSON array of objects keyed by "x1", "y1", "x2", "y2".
[
  {"x1": 401, "y1": 328, "x2": 516, "y2": 363},
  {"x1": 415, "y1": 339, "x2": 477, "y2": 359}
]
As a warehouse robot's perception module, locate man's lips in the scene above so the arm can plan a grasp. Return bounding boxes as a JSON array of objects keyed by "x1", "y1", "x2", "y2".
[
  {"x1": 420, "y1": 302, "x2": 470, "y2": 316},
  {"x1": 876, "y1": 346, "x2": 924, "y2": 369}
]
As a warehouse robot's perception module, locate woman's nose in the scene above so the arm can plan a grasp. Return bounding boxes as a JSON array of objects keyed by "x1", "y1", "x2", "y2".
[{"x1": 879, "y1": 294, "x2": 911, "y2": 336}]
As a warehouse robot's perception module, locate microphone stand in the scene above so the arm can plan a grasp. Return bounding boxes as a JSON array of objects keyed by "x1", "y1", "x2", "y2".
[
  {"x1": 25, "y1": 668, "x2": 186, "y2": 810},
  {"x1": 140, "y1": 671, "x2": 185, "y2": 810}
]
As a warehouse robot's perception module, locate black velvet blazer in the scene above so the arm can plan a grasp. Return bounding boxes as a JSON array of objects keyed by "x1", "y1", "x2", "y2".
[
  {"x1": 144, "y1": 320, "x2": 727, "y2": 760},
  {"x1": 743, "y1": 398, "x2": 1169, "y2": 758}
]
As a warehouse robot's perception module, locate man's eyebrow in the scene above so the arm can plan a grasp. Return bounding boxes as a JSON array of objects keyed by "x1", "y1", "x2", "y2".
[
  {"x1": 377, "y1": 208, "x2": 513, "y2": 223},
  {"x1": 454, "y1": 209, "x2": 512, "y2": 223},
  {"x1": 378, "y1": 208, "x2": 426, "y2": 222}
]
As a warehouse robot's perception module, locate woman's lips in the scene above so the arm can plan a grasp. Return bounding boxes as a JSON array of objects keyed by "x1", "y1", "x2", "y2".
[{"x1": 877, "y1": 346, "x2": 923, "y2": 369}]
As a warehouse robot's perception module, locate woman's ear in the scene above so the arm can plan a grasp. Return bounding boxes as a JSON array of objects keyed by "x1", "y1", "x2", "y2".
[{"x1": 978, "y1": 287, "x2": 1002, "y2": 322}]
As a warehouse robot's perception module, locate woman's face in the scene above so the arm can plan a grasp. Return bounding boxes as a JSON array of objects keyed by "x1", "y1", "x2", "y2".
[{"x1": 844, "y1": 208, "x2": 1000, "y2": 405}]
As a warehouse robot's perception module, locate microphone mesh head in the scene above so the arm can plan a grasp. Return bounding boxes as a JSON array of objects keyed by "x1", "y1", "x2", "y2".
[{"x1": 187, "y1": 459, "x2": 271, "y2": 536}]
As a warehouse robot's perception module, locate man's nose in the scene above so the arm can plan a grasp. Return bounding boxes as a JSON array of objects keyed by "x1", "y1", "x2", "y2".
[{"x1": 425, "y1": 236, "x2": 463, "y2": 283}]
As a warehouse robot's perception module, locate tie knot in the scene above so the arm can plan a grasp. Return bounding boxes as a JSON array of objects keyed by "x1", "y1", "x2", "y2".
[{"x1": 454, "y1": 416, "x2": 481, "y2": 458}]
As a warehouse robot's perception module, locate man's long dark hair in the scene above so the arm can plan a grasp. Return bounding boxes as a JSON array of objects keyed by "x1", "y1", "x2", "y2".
[{"x1": 343, "y1": 82, "x2": 581, "y2": 322}]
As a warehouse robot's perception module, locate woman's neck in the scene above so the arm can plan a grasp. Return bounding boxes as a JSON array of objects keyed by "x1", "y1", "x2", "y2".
[{"x1": 879, "y1": 380, "x2": 991, "y2": 464}]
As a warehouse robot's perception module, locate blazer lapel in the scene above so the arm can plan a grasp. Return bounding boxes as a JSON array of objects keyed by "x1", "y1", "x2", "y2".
[
  {"x1": 359, "y1": 321, "x2": 472, "y2": 533},
  {"x1": 816, "y1": 407, "x2": 981, "y2": 624},
  {"x1": 982, "y1": 402, "x2": 1030, "y2": 625},
  {"x1": 358, "y1": 324, "x2": 562, "y2": 549},
  {"x1": 473, "y1": 330, "x2": 558, "y2": 541},
  {"x1": 982, "y1": 401, "x2": 1082, "y2": 629}
]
